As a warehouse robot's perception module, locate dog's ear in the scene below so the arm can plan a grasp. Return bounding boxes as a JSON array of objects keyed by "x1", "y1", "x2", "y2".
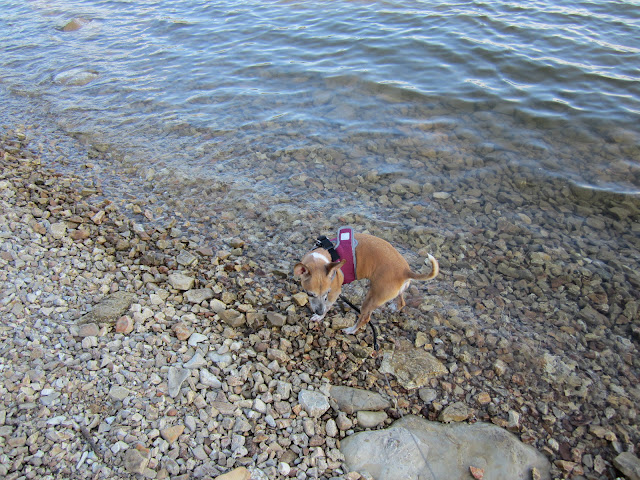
[
  {"x1": 326, "y1": 259, "x2": 346, "y2": 279},
  {"x1": 294, "y1": 262, "x2": 310, "y2": 278}
]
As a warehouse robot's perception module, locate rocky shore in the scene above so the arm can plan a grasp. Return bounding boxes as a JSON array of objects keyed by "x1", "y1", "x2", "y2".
[{"x1": 1, "y1": 127, "x2": 640, "y2": 480}]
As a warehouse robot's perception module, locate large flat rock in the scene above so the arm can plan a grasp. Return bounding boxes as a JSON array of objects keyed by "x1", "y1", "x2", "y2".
[{"x1": 340, "y1": 415, "x2": 551, "y2": 480}]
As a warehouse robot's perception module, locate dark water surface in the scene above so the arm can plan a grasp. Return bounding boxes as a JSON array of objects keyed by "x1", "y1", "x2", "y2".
[{"x1": 1, "y1": 0, "x2": 639, "y2": 235}]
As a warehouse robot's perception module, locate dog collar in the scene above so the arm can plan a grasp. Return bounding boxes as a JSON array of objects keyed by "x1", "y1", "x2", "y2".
[
  {"x1": 315, "y1": 226, "x2": 357, "y2": 284},
  {"x1": 314, "y1": 235, "x2": 339, "y2": 262}
]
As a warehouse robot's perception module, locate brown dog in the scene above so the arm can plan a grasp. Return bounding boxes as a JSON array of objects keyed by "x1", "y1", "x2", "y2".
[{"x1": 294, "y1": 232, "x2": 438, "y2": 334}]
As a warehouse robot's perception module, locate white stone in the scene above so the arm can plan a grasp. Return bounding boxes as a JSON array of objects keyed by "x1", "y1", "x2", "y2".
[
  {"x1": 188, "y1": 332, "x2": 208, "y2": 346},
  {"x1": 168, "y1": 273, "x2": 195, "y2": 291},
  {"x1": 199, "y1": 369, "x2": 222, "y2": 389},
  {"x1": 298, "y1": 389, "x2": 330, "y2": 418},
  {"x1": 357, "y1": 411, "x2": 387, "y2": 428}
]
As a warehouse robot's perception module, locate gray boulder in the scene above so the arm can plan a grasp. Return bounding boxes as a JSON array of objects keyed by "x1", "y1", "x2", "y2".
[{"x1": 340, "y1": 415, "x2": 551, "y2": 480}]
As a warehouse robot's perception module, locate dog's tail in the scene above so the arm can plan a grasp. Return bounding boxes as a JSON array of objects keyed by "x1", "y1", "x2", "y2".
[{"x1": 408, "y1": 254, "x2": 439, "y2": 281}]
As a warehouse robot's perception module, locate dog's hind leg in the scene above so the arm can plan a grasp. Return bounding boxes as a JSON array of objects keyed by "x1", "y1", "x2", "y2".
[{"x1": 343, "y1": 282, "x2": 400, "y2": 335}]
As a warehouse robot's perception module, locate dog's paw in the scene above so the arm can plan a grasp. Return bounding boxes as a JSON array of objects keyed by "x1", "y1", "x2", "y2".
[{"x1": 342, "y1": 325, "x2": 360, "y2": 335}]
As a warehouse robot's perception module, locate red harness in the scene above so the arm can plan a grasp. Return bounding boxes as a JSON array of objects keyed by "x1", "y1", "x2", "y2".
[{"x1": 331, "y1": 226, "x2": 358, "y2": 284}]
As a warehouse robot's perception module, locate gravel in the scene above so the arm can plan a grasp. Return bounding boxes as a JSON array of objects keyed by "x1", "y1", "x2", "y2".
[{"x1": 1, "y1": 125, "x2": 639, "y2": 479}]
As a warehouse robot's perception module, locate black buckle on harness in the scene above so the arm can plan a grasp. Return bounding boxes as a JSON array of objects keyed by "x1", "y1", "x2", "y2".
[{"x1": 315, "y1": 235, "x2": 340, "y2": 262}]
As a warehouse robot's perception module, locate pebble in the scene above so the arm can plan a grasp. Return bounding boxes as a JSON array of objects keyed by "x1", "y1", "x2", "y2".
[
  {"x1": 115, "y1": 315, "x2": 134, "y2": 334},
  {"x1": 168, "y1": 272, "x2": 195, "y2": 290},
  {"x1": 299, "y1": 389, "x2": 331, "y2": 418},
  {"x1": 613, "y1": 452, "x2": 640, "y2": 480},
  {"x1": 167, "y1": 367, "x2": 190, "y2": 397},
  {"x1": 219, "y1": 309, "x2": 246, "y2": 327},
  {"x1": 173, "y1": 322, "x2": 193, "y2": 340},
  {"x1": 267, "y1": 311, "x2": 287, "y2": 326},
  {"x1": 160, "y1": 425, "x2": 185, "y2": 444},
  {"x1": 214, "y1": 467, "x2": 251, "y2": 480},
  {"x1": 123, "y1": 448, "x2": 150, "y2": 474},
  {"x1": 330, "y1": 385, "x2": 391, "y2": 413},
  {"x1": 108, "y1": 386, "x2": 130, "y2": 401},
  {"x1": 188, "y1": 332, "x2": 208, "y2": 346},
  {"x1": 439, "y1": 402, "x2": 472, "y2": 423},
  {"x1": 184, "y1": 351, "x2": 207, "y2": 369},
  {"x1": 184, "y1": 287, "x2": 214, "y2": 303},
  {"x1": 356, "y1": 411, "x2": 388, "y2": 428}
]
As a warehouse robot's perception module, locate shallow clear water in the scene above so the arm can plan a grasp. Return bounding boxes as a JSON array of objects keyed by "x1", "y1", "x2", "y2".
[{"x1": 1, "y1": 0, "x2": 639, "y2": 228}]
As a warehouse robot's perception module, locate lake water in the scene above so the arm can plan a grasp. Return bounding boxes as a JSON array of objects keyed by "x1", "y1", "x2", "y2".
[{"x1": 1, "y1": 0, "x2": 639, "y2": 236}]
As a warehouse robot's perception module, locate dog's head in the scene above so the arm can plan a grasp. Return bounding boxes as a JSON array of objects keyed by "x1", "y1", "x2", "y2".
[{"x1": 294, "y1": 253, "x2": 345, "y2": 317}]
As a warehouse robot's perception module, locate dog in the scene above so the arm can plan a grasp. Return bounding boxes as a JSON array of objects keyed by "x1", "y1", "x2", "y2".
[{"x1": 294, "y1": 228, "x2": 439, "y2": 335}]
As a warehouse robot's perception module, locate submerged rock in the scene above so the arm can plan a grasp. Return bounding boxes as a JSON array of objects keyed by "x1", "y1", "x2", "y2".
[
  {"x1": 53, "y1": 68, "x2": 99, "y2": 86},
  {"x1": 341, "y1": 415, "x2": 551, "y2": 480},
  {"x1": 61, "y1": 18, "x2": 91, "y2": 32}
]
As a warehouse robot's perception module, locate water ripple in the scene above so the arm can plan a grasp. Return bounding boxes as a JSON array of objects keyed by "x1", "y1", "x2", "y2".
[{"x1": 0, "y1": 0, "x2": 638, "y2": 201}]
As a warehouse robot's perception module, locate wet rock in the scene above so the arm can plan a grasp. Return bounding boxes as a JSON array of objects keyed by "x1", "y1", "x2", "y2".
[
  {"x1": 341, "y1": 415, "x2": 551, "y2": 480},
  {"x1": 380, "y1": 339, "x2": 447, "y2": 389},
  {"x1": 61, "y1": 17, "x2": 91, "y2": 32},
  {"x1": 53, "y1": 68, "x2": 99, "y2": 86},
  {"x1": 614, "y1": 452, "x2": 640, "y2": 480},
  {"x1": 329, "y1": 385, "x2": 391, "y2": 413}
]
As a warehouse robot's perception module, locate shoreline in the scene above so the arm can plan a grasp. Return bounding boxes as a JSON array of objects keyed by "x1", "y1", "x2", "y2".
[{"x1": 1, "y1": 126, "x2": 639, "y2": 479}]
